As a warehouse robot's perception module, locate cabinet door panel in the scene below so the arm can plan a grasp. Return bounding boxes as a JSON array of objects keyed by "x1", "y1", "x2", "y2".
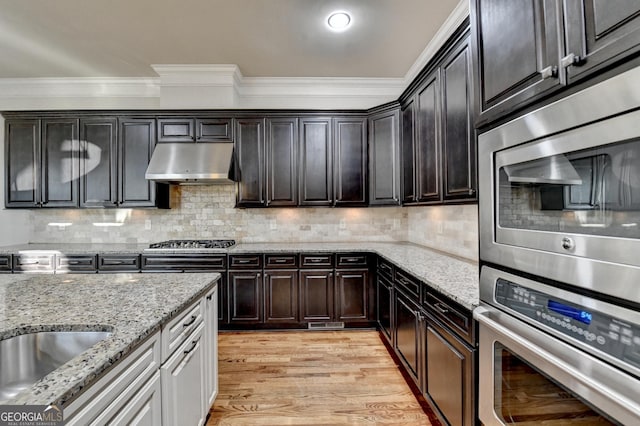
[
  {"x1": 264, "y1": 270, "x2": 298, "y2": 322},
  {"x1": 565, "y1": 0, "x2": 640, "y2": 83},
  {"x1": 401, "y1": 100, "x2": 416, "y2": 204},
  {"x1": 426, "y1": 320, "x2": 475, "y2": 426},
  {"x1": 416, "y1": 73, "x2": 441, "y2": 203},
  {"x1": 5, "y1": 119, "x2": 39, "y2": 206},
  {"x1": 196, "y1": 118, "x2": 233, "y2": 142},
  {"x1": 442, "y1": 37, "x2": 477, "y2": 201},
  {"x1": 299, "y1": 270, "x2": 334, "y2": 321},
  {"x1": 368, "y1": 109, "x2": 401, "y2": 206},
  {"x1": 377, "y1": 275, "x2": 393, "y2": 344},
  {"x1": 119, "y1": 118, "x2": 157, "y2": 207},
  {"x1": 299, "y1": 118, "x2": 332, "y2": 206},
  {"x1": 266, "y1": 118, "x2": 297, "y2": 206},
  {"x1": 473, "y1": 0, "x2": 561, "y2": 122},
  {"x1": 228, "y1": 271, "x2": 262, "y2": 323},
  {"x1": 335, "y1": 269, "x2": 368, "y2": 321},
  {"x1": 41, "y1": 119, "x2": 79, "y2": 207},
  {"x1": 395, "y1": 292, "x2": 420, "y2": 383},
  {"x1": 157, "y1": 118, "x2": 194, "y2": 142},
  {"x1": 236, "y1": 118, "x2": 265, "y2": 207},
  {"x1": 334, "y1": 118, "x2": 367, "y2": 206},
  {"x1": 80, "y1": 118, "x2": 117, "y2": 207}
]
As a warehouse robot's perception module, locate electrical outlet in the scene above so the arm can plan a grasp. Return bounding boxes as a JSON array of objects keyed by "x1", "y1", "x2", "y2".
[{"x1": 145, "y1": 219, "x2": 152, "y2": 230}]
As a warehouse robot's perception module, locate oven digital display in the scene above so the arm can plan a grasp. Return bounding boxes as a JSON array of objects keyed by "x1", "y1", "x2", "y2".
[{"x1": 547, "y1": 300, "x2": 592, "y2": 324}]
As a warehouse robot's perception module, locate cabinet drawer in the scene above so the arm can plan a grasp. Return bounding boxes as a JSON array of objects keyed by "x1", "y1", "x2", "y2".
[
  {"x1": 196, "y1": 118, "x2": 233, "y2": 142},
  {"x1": 141, "y1": 254, "x2": 226, "y2": 271},
  {"x1": 56, "y1": 255, "x2": 97, "y2": 273},
  {"x1": 264, "y1": 254, "x2": 298, "y2": 269},
  {"x1": 0, "y1": 255, "x2": 12, "y2": 272},
  {"x1": 300, "y1": 254, "x2": 334, "y2": 268},
  {"x1": 161, "y1": 299, "x2": 203, "y2": 362},
  {"x1": 336, "y1": 253, "x2": 368, "y2": 268},
  {"x1": 157, "y1": 118, "x2": 194, "y2": 142},
  {"x1": 377, "y1": 257, "x2": 394, "y2": 279},
  {"x1": 64, "y1": 333, "x2": 161, "y2": 425},
  {"x1": 423, "y1": 290, "x2": 473, "y2": 344},
  {"x1": 229, "y1": 254, "x2": 262, "y2": 269},
  {"x1": 13, "y1": 254, "x2": 55, "y2": 273},
  {"x1": 98, "y1": 255, "x2": 141, "y2": 272},
  {"x1": 395, "y1": 269, "x2": 420, "y2": 302}
]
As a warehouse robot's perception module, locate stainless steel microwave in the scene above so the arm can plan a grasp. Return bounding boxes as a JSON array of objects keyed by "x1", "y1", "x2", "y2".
[{"x1": 479, "y1": 66, "x2": 640, "y2": 306}]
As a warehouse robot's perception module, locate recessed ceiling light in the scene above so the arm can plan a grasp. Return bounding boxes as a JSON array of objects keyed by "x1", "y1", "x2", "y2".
[{"x1": 327, "y1": 11, "x2": 351, "y2": 31}]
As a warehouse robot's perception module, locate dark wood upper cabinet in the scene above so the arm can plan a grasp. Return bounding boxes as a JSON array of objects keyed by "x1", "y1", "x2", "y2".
[
  {"x1": 80, "y1": 118, "x2": 118, "y2": 207},
  {"x1": 299, "y1": 117, "x2": 333, "y2": 206},
  {"x1": 196, "y1": 118, "x2": 233, "y2": 142},
  {"x1": 333, "y1": 117, "x2": 367, "y2": 206},
  {"x1": 368, "y1": 106, "x2": 401, "y2": 206},
  {"x1": 415, "y1": 71, "x2": 442, "y2": 203},
  {"x1": 472, "y1": 0, "x2": 561, "y2": 125},
  {"x1": 441, "y1": 36, "x2": 477, "y2": 201},
  {"x1": 118, "y1": 118, "x2": 164, "y2": 208},
  {"x1": 5, "y1": 119, "x2": 39, "y2": 207},
  {"x1": 157, "y1": 118, "x2": 195, "y2": 142},
  {"x1": 235, "y1": 118, "x2": 265, "y2": 207},
  {"x1": 564, "y1": 0, "x2": 640, "y2": 83},
  {"x1": 266, "y1": 118, "x2": 297, "y2": 206},
  {"x1": 41, "y1": 119, "x2": 79, "y2": 207},
  {"x1": 401, "y1": 100, "x2": 416, "y2": 204},
  {"x1": 472, "y1": 0, "x2": 640, "y2": 126}
]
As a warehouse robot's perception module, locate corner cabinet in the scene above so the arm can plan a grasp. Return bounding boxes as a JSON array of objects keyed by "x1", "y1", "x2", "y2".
[
  {"x1": 368, "y1": 104, "x2": 401, "y2": 206},
  {"x1": 4, "y1": 114, "x2": 169, "y2": 209},
  {"x1": 401, "y1": 26, "x2": 477, "y2": 205},
  {"x1": 472, "y1": 0, "x2": 640, "y2": 126}
]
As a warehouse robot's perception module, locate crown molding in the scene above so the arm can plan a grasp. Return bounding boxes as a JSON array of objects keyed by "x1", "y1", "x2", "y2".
[
  {"x1": 0, "y1": 2, "x2": 469, "y2": 111},
  {"x1": 403, "y1": 0, "x2": 469, "y2": 85}
]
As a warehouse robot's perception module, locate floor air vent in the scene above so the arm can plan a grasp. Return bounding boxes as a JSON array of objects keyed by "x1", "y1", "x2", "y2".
[{"x1": 308, "y1": 322, "x2": 345, "y2": 330}]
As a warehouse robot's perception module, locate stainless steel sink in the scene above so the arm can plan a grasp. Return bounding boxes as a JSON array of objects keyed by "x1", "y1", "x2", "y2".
[{"x1": 0, "y1": 331, "x2": 111, "y2": 402}]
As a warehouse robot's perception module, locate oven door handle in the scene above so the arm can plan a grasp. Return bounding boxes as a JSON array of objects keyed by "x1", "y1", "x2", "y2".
[{"x1": 474, "y1": 305, "x2": 640, "y2": 425}]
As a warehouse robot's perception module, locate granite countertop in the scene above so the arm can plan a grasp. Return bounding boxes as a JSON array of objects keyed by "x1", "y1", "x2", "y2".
[
  {"x1": 0, "y1": 241, "x2": 479, "y2": 309},
  {"x1": 0, "y1": 272, "x2": 220, "y2": 407}
]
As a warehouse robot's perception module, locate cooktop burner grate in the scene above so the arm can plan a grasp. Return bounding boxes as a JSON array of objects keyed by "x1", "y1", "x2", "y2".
[{"x1": 148, "y1": 239, "x2": 236, "y2": 249}]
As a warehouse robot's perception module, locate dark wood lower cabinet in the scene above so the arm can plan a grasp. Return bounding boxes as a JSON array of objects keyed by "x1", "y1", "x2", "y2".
[
  {"x1": 335, "y1": 269, "x2": 369, "y2": 322},
  {"x1": 394, "y1": 290, "x2": 422, "y2": 386},
  {"x1": 425, "y1": 316, "x2": 475, "y2": 426},
  {"x1": 228, "y1": 271, "x2": 262, "y2": 323},
  {"x1": 264, "y1": 270, "x2": 299, "y2": 323},
  {"x1": 377, "y1": 275, "x2": 393, "y2": 344},
  {"x1": 299, "y1": 270, "x2": 334, "y2": 322}
]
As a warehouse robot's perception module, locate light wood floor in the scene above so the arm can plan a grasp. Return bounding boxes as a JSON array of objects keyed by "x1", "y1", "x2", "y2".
[{"x1": 207, "y1": 330, "x2": 434, "y2": 426}]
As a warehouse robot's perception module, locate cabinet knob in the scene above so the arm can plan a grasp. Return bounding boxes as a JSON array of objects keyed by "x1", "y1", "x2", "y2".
[
  {"x1": 561, "y1": 53, "x2": 584, "y2": 68},
  {"x1": 540, "y1": 65, "x2": 558, "y2": 80}
]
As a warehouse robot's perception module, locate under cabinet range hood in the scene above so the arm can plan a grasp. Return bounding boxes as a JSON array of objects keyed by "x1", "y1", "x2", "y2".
[{"x1": 145, "y1": 142, "x2": 237, "y2": 184}]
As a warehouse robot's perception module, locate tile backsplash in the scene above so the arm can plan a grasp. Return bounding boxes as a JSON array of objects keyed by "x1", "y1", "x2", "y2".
[{"x1": 28, "y1": 185, "x2": 479, "y2": 261}]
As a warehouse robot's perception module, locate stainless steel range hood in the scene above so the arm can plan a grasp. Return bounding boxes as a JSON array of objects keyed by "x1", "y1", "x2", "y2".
[{"x1": 145, "y1": 143, "x2": 237, "y2": 185}]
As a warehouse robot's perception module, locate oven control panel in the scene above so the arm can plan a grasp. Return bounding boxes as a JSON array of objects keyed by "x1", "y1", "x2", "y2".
[{"x1": 495, "y1": 279, "x2": 640, "y2": 371}]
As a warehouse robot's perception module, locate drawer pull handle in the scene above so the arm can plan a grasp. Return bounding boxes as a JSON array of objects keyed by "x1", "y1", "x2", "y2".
[
  {"x1": 273, "y1": 259, "x2": 289, "y2": 263},
  {"x1": 206, "y1": 294, "x2": 213, "y2": 301},
  {"x1": 20, "y1": 260, "x2": 40, "y2": 265},
  {"x1": 68, "y1": 261, "x2": 81, "y2": 265},
  {"x1": 236, "y1": 259, "x2": 255, "y2": 264},
  {"x1": 184, "y1": 340, "x2": 198, "y2": 354},
  {"x1": 342, "y1": 257, "x2": 360, "y2": 262},
  {"x1": 434, "y1": 302, "x2": 449, "y2": 314},
  {"x1": 308, "y1": 258, "x2": 325, "y2": 262},
  {"x1": 182, "y1": 315, "x2": 197, "y2": 327}
]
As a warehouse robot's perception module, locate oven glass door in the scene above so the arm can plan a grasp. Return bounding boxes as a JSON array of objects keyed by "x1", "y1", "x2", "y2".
[
  {"x1": 494, "y1": 344, "x2": 615, "y2": 425},
  {"x1": 475, "y1": 305, "x2": 640, "y2": 426},
  {"x1": 494, "y1": 110, "x2": 640, "y2": 267}
]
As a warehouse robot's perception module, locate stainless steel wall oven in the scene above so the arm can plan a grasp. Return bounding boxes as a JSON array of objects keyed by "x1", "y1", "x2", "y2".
[{"x1": 476, "y1": 66, "x2": 640, "y2": 425}]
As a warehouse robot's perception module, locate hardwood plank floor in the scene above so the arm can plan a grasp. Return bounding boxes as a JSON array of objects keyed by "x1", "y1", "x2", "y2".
[{"x1": 207, "y1": 330, "x2": 433, "y2": 425}]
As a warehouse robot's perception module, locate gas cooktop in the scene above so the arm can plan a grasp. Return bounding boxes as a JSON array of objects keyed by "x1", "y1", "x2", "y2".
[{"x1": 147, "y1": 239, "x2": 236, "y2": 249}]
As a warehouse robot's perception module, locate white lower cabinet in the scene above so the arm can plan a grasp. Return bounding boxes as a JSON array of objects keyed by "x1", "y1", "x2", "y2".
[
  {"x1": 161, "y1": 322, "x2": 206, "y2": 426},
  {"x1": 204, "y1": 286, "x2": 219, "y2": 409},
  {"x1": 64, "y1": 283, "x2": 219, "y2": 426}
]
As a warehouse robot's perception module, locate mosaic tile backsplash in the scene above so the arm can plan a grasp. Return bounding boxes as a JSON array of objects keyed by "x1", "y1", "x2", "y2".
[{"x1": 27, "y1": 185, "x2": 479, "y2": 261}]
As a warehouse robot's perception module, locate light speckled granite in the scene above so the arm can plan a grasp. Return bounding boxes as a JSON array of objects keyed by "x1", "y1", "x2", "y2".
[
  {"x1": 0, "y1": 242, "x2": 479, "y2": 309},
  {"x1": 0, "y1": 272, "x2": 219, "y2": 406},
  {"x1": 232, "y1": 242, "x2": 479, "y2": 309}
]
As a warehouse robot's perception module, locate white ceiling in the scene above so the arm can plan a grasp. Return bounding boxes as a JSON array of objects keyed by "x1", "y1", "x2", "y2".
[{"x1": 0, "y1": 0, "x2": 461, "y2": 79}]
